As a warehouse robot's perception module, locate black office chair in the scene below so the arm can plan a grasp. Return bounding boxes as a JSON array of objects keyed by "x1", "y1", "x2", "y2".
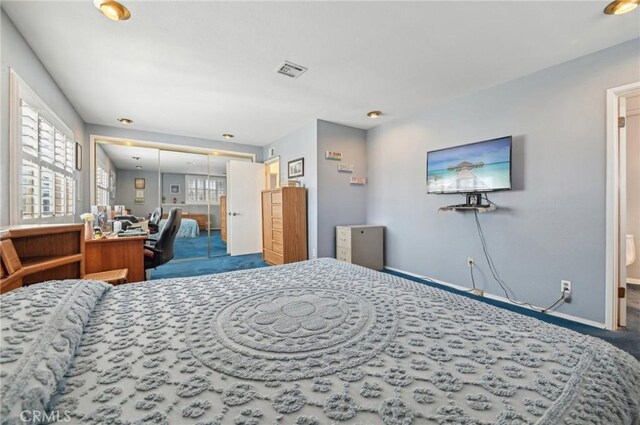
[
  {"x1": 144, "y1": 208, "x2": 182, "y2": 270},
  {"x1": 148, "y1": 207, "x2": 163, "y2": 234}
]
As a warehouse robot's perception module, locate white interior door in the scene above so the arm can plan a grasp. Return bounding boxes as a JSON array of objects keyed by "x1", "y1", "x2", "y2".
[
  {"x1": 619, "y1": 96, "x2": 628, "y2": 327},
  {"x1": 227, "y1": 161, "x2": 265, "y2": 256}
]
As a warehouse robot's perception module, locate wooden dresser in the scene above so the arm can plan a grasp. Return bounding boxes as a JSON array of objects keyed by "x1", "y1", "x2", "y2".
[
  {"x1": 220, "y1": 196, "x2": 227, "y2": 243},
  {"x1": 261, "y1": 187, "x2": 307, "y2": 265},
  {"x1": 0, "y1": 224, "x2": 85, "y2": 294}
]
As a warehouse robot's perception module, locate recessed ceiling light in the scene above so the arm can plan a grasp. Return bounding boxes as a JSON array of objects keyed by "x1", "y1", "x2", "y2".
[
  {"x1": 117, "y1": 117, "x2": 133, "y2": 125},
  {"x1": 96, "y1": 0, "x2": 131, "y2": 21},
  {"x1": 136, "y1": 165, "x2": 142, "y2": 169},
  {"x1": 367, "y1": 110, "x2": 382, "y2": 118},
  {"x1": 223, "y1": 134, "x2": 234, "y2": 140},
  {"x1": 604, "y1": 0, "x2": 639, "y2": 14}
]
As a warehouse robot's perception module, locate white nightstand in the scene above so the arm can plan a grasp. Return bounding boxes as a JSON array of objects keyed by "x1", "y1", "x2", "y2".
[{"x1": 336, "y1": 225, "x2": 384, "y2": 270}]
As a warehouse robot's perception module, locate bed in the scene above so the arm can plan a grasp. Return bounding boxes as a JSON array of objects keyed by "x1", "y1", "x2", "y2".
[
  {"x1": 158, "y1": 217, "x2": 200, "y2": 238},
  {"x1": 1, "y1": 259, "x2": 639, "y2": 424}
]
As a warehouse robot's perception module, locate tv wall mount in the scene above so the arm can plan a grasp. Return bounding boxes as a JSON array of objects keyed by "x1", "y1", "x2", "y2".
[{"x1": 438, "y1": 192, "x2": 497, "y2": 213}]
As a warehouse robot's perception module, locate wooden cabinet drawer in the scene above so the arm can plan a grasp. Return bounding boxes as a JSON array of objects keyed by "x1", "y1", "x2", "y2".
[
  {"x1": 272, "y1": 205, "x2": 283, "y2": 219},
  {"x1": 336, "y1": 229, "x2": 351, "y2": 248},
  {"x1": 273, "y1": 241, "x2": 284, "y2": 254},
  {"x1": 273, "y1": 229, "x2": 283, "y2": 243},
  {"x1": 272, "y1": 218, "x2": 283, "y2": 230},
  {"x1": 271, "y1": 191, "x2": 282, "y2": 205},
  {"x1": 337, "y1": 247, "x2": 351, "y2": 262},
  {"x1": 263, "y1": 249, "x2": 283, "y2": 265}
]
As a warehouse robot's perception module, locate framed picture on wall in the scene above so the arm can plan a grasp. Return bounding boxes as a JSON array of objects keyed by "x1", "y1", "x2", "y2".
[
  {"x1": 170, "y1": 184, "x2": 180, "y2": 194},
  {"x1": 288, "y1": 158, "x2": 304, "y2": 178},
  {"x1": 134, "y1": 178, "x2": 145, "y2": 189}
]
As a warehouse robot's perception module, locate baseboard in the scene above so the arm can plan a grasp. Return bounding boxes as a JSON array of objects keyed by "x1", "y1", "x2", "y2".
[
  {"x1": 385, "y1": 266, "x2": 606, "y2": 329},
  {"x1": 627, "y1": 277, "x2": 640, "y2": 285}
]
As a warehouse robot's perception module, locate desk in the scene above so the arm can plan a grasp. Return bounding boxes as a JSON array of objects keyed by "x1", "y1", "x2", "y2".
[
  {"x1": 0, "y1": 224, "x2": 85, "y2": 294},
  {"x1": 85, "y1": 235, "x2": 146, "y2": 283}
]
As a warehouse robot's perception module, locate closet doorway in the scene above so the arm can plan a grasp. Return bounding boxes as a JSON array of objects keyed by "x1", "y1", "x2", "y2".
[{"x1": 91, "y1": 137, "x2": 255, "y2": 262}]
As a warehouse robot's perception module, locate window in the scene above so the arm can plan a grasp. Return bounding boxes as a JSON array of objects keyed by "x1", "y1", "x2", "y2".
[
  {"x1": 96, "y1": 164, "x2": 110, "y2": 206},
  {"x1": 185, "y1": 175, "x2": 226, "y2": 204},
  {"x1": 17, "y1": 100, "x2": 76, "y2": 221},
  {"x1": 10, "y1": 70, "x2": 78, "y2": 224}
]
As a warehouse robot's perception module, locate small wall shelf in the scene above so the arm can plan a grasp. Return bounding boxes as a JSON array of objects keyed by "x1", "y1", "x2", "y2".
[{"x1": 438, "y1": 205, "x2": 497, "y2": 213}]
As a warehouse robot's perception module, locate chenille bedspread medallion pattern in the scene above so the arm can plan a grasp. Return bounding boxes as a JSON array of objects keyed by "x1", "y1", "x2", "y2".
[{"x1": 2, "y1": 259, "x2": 639, "y2": 424}]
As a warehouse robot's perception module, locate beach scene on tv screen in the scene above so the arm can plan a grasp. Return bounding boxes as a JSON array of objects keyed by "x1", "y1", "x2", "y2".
[{"x1": 427, "y1": 137, "x2": 511, "y2": 193}]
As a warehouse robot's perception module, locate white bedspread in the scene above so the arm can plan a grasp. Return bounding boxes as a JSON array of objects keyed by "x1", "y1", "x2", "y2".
[{"x1": 1, "y1": 259, "x2": 639, "y2": 424}]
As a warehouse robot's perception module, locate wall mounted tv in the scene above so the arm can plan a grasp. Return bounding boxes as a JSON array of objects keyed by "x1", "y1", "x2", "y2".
[{"x1": 426, "y1": 136, "x2": 512, "y2": 194}]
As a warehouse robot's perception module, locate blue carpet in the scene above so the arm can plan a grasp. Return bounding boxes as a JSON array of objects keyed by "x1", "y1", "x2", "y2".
[
  {"x1": 385, "y1": 269, "x2": 640, "y2": 360},
  {"x1": 170, "y1": 230, "x2": 227, "y2": 259},
  {"x1": 149, "y1": 253, "x2": 269, "y2": 279}
]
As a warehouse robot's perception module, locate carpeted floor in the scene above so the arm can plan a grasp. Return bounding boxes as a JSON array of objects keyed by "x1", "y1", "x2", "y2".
[
  {"x1": 150, "y1": 229, "x2": 269, "y2": 279},
  {"x1": 627, "y1": 284, "x2": 640, "y2": 336},
  {"x1": 171, "y1": 230, "x2": 227, "y2": 259},
  {"x1": 149, "y1": 253, "x2": 269, "y2": 279},
  {"x1": 386, "y1": 269, "x2": 640, "y2": 360}
]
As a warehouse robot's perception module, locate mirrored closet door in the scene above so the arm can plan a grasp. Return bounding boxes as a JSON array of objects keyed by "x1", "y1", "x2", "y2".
[
  {"x1": 159, "y1": 150, "x2": 213, "y2": 260},
  {"x1": 94, "y1": 141, "x2": 160, "y2": 234}
]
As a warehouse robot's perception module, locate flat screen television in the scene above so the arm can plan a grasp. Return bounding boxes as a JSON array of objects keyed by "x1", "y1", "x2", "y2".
[{"x1": 426, "y1": 136, "x2": 512, "y2": 194}]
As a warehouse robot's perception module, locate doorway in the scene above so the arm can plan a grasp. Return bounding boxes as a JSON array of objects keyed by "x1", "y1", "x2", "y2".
[{"x1": 605, "y1": 82, "x2": 640, "y2": 331}]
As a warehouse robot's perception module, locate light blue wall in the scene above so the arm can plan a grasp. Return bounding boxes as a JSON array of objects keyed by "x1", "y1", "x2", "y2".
[
  {"x1": 264, "y1": 122, "x2": 318, "y2": 257},
  {"x1": 115, "y1": 169, "x2": 159, "y2": 218},
  {"x1": 264, "y1": 120, "x2": 369, "y2": 259},
  {"x1": 366, "y1": 38, "x2": 640, "y2": 324},
  {"x1": 317, "y1": 120, "x2": 367, "y2": 257},
  {"x1": 0, "y1": 9, "x2": 87, "y2": 225}
]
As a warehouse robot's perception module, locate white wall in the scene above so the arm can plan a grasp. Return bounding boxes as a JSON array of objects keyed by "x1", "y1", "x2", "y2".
[
  {"x1": 366, "y1": 38, "x2": 640, "y2": 324},
  {"x1": 1, "y1": 10, "x2": 87, "y2": 225}
]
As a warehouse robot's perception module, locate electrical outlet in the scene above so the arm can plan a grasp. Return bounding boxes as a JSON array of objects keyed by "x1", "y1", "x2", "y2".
[
  {"x1": 467, "y1": 257, "x2": 475, "y2": 267},
  {"x1": 312, "y1": 249, "x2": 317, "y2": 259},
  {"x1": 561, "y1": 280, "x2": 572, "y2": 294}
]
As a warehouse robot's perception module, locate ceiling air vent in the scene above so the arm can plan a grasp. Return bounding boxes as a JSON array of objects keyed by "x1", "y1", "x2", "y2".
[{"x1": 276, "y1": 61, "x2": 307, "y2": 79}]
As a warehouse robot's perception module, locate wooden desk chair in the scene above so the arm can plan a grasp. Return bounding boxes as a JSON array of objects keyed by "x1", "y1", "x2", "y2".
[
  {"x1": 0, "y1": 240, "x2": 24, "y2": 293},
  {"x1": 84, "y1": 269, "x2": 129, "y2": 285}
]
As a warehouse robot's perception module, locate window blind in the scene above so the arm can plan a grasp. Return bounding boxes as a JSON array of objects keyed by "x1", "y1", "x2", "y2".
[
  {"x1": 185, "y1": 175, "x2": 226, "y2": 204},
  {"x1": 96, "y1": 164, "x2": 110, "y2": 206},
  {"x1": 19, "y1": 100, "x2": 76, "y2": 221}
]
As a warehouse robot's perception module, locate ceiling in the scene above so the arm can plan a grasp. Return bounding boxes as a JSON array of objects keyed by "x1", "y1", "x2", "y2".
[
  {"x1": 98, "y1": 142, "x2": 248, "y2": 175},
  {"x1": 3, "y1": 1, "x2": 639, "y2": 146}
]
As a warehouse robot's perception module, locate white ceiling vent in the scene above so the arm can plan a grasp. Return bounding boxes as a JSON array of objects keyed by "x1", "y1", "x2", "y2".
[{"x1": 275, "y1": 61, "x2": 307, "y2": 79}]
